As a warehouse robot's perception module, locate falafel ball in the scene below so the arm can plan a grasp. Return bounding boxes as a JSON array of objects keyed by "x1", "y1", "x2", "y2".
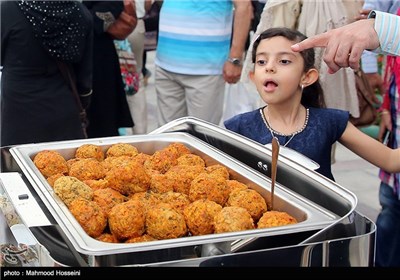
[
  {"x1": 125, "y1": 234, "x2": 157, "y2": 243},
  {"x1": 226, "y1": 189, "x2": 267, "y2": 221},
  {"x1": 108, "y1": 199, "x2": 146, "y2": 240},
  {"x1": 83, "y1": 179, "x2": 109, "y2": 190},
  {"x1": 149, "y1": 173, "x2": 175, "y2": 193},
  {"x1": 176, "y1": 154, "x2": 206, "y2": 168},
  {"x1": 226, "y1": 180, "x2": 248, "y2": 194},
  {"x1": 257, "y1": 211, "x2": 298, "y2": 229},
  {"x1": 184, "y1": 199, "x2": 222, "y2": 236},
  {"x1": 75, "y1": 144, "x2": 104, "y2": 161},
  {"x1": 53, "y1": 176, "x2": 93, "y2": 207},
  {"x1": 69, "y1": 158, "x2": 106, "y2": 181},
  {"x1": 205, "y1": 164, "x2": 230, "y2": 180},
  {"x1": 96, "y1": 233, "x2": 119, "y2": 243},
  {"x1": 33, "y1": 150, "x2": 68, "y2": 178},
  {"x1": 214, "y1": 206, "x2": 255, "y2": 233},
  {"x1": 93, "y1": 188, "x2": 128, "y2": 217},
  {"x1": 128, "y1": 191, "x2": 161, "y2": 214},
  {"x1": 159, "y1": 191, "x2": 190, "y2": 215},
  {"x1": 69, "y1": 198, "x2": 107, "y2": 238},
  {"x1": 146, "y1": 203, "x2": 187, "y2": 240},
  {"x1": 105, "y1": 161, "x2": 151, "y2": 195},
  {"x1": 189, "y1": 173, "x2": 229, "y2": 206},
  {"x1": 106, "y1": 143, "x2": 139, "y2": 158},
  {"x1": 47, "y1": 173, "x2": 65, "y2": 188},
  {"x1": 165, "y1": 165, "x2": 205, "y2": 195},
  {"x1": 102, "y1": 155, "x2": 136, "y2": 172}
]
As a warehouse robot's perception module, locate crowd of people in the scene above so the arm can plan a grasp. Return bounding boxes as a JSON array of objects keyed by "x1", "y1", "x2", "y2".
[{"x1": 1, "y1": 0, "x2": 400, "y2": 267}]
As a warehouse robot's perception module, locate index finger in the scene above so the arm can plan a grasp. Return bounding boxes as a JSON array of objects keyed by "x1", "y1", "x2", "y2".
[{"x1": 291, "y1": 33, "x2": 329, "y2": 52}]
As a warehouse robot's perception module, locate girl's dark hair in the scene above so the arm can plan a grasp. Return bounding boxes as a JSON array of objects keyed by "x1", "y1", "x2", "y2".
[{"x1": 252, "y1": 27, "x2": 325, "y2": 108}]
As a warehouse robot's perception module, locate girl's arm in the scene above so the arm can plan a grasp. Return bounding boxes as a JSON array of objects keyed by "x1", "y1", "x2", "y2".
[{"x1": 339, "y1": 121, "x2": 400, "y2": 173}]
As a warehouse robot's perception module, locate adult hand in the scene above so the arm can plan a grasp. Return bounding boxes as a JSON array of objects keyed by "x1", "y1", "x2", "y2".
[
  {"x1": 291, "y1": 19, "x2": 380, "y2": 74},
  {"x1": 365, "y1": 72, "x2": 385, "y2": 96},
  {"x1": 223, "y1": 62, "x2": 242, "y2": 84},
  {"x1": 378, "y1": 112, "x2": 392, "y2": 143}
]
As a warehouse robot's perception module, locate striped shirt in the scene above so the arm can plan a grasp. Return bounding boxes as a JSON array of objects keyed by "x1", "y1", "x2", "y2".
[
  {"x1": 379, "y1": 56, "x2": 400, "y2": 199},
  {"x1": 369, "y1": 10, "x2": 400, "y2": 56},
  {"x1": 155, "y1": 0, "x2": 233, "y2": 75}
]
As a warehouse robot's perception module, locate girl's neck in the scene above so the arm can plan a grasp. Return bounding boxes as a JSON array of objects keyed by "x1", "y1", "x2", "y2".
[{"x1": 263, "y1": 104, "x2": 306, "y2": 135}]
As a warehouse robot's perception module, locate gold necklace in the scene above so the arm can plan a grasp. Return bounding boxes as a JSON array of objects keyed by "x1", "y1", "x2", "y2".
[{"x1": 260, "y1": 107, "x2": 309, "y2": 147}]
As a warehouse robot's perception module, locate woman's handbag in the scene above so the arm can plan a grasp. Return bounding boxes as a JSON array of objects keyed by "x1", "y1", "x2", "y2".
[
  {"x1": 114, "y1": 40, "x2": 140, "y2": 95},
  {"x1": 349, "y1": 69, "x2": 379, "y2": 127}
]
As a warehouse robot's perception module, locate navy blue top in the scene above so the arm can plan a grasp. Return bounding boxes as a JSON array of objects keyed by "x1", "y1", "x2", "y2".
[{"x1": 224, "y1": 107, "x2": 349, "y2": 181}]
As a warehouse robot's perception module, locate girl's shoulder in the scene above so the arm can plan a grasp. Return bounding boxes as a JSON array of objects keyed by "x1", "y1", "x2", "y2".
[{"x1": 308, "y1": 107, "x2": 350, "y2": 121}]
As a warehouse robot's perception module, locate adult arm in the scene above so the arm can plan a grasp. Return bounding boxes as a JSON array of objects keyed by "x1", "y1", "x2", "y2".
[
  {"x1": 291, "y1": 11, "x2": 400, "y2": 74},
  {"x1": 223, "y1": 0, "x2": 253, "y2": 84}
]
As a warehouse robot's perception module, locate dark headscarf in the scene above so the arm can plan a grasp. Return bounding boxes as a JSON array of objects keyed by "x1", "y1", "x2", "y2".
[{"x1": 18, "y1": 0, "x2": 90, "y2": 62}]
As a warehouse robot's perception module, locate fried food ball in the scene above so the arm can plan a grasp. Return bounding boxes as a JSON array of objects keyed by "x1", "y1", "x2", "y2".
[
  {"x1": 66, "y1": 158, "x2": 80, "y2": 169},
  {"x1": 214, "y1": 206, "x2": 255, "y2": 234},
  {"x1": 165, "y1": 142, "x2": 191, "y2": 158},
  {"x1": 144, "y1": 149, "x2": 177, "y2": 174},
  {"x1": 146, "y1": 203, "x2": 187, "y2": 240},
  {"x1": 102, "y1": 155, "x2": 136, "y2": 172},
  {"x1": 189, "y1": 173, "x2": 230, "y2": 206},
  {"x1": 184, "y1": 199, "x2": 222, "y2": 236},
  {"x1": 149, "y1": 173, "x2": 175, "y2": 193},
  {"x1": 165, "y1": 165, "x2": 205, "y2": 195},
  {"x1": 75, "y1": 144, "x2": 104, "y2": 161},
  {"x1": 159, "y1": 191, "x2": 190, "y2": 215},
  {"x1": 105, "y1": 161, "x2": 150, "y2": 196},
  {"x1": 226, "y1": 180, "x2": 248, "y2": 194},
  {"x1": 47, "y1": 173, "x2": 64, "y2": 188},
  {"x1": 132, "y1": 153, "x2": 152, "y2": 166},
  {"x1": 96, "y1": 233, "x2": 119, "y2": 243},
  {"x1": 106, "y1": 143, "x2": 139, "y2": 158},
  {"x1": 125, "y1": 234, "x2": 157, "y2": 243},
  {"x1": 93, "y1": 188, "x2": 128, "y2": 217},
  {"x1": 53, "y1": 176, "x2": 93, "y2": 207},
  {"x1": 128, "y1": 191, "x2": 161, "y2": 214},
  {"x1": 69, "y1": 158, "x2": 106, "y2": 181},
  {"x1": 83, "y1": 179, "x2": 109, "y2": 190},
  {"x1": 206, "y1": 164, "x2": 230, "y2": 180},
  {"x1": 33, "y1": 150, "x2": 68, "y2": 178},
  {"x1": 176, "y1": 154, "x2": 206, "y2": 168},
  {"x1": 226, "y1": 189, "x2": 267, "y2": 221},
  {"x1": 108, "y1": 200, "x2": 146, "y2": 240},
  {"x1": 257, "y1": 211, "x2": 298, "y2": 229},
  {"x1": 69, "y1": 198, "x2": 107, "y2": 238}
]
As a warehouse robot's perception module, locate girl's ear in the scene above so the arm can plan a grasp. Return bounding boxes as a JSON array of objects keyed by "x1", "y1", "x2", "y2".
[{"x1": 301, "y1": 68, "x2": 319, "y2": 87}]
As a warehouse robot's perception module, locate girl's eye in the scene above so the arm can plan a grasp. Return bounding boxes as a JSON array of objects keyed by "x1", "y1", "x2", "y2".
[
  {"x1": 280, "y1": 59, "x2": 291, "y2": 65},
  {"x1": 256, "y1": 59, "x2": 267, "y2": 66}
]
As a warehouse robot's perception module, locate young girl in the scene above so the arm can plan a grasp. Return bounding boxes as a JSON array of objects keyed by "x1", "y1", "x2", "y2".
[{"x1": 224, "y1": 27, "x2": 400, "y2": 181}]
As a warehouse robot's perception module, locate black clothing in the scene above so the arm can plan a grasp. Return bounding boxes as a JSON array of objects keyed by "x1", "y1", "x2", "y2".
[
  {"x1": 83, "y1": 1, "x2": 134, "y2": 138},
  {"x1": 0, "y1": 1, "x2": 93, "y2": 146}
]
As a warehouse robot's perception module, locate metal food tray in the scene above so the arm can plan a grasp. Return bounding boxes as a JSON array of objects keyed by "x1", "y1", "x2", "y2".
[{"x1": 9, "y1": 132, "x2": 339, "y2": 258}]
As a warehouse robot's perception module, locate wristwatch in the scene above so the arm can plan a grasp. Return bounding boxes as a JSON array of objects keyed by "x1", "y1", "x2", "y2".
[{"x1": 227, "y1": 57, "x2": 242, "y2": 66}]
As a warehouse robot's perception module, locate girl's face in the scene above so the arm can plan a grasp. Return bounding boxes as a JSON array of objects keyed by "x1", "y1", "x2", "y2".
[{"x1": 250, "y1": 36, "x2": 307, "y2": 105}]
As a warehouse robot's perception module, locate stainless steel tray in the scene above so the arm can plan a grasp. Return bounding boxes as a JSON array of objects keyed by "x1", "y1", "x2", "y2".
[{"x1": 9, "y1": 132, "x2": 339, "y2": 257}]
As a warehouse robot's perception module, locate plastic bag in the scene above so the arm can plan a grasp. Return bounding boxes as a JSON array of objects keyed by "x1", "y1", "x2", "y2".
[{"x1": 220, "y1": 82, "x2": 263, "y2": 125}]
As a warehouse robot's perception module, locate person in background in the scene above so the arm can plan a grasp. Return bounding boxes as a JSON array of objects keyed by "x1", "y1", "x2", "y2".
[
  {"x1": 357, "y1": 1, "x2": 400, "y2": 98},
  {"x1": 124, "y1": 0, "x2": 153, "y2": 135},
  {"x1": 291, "y1": 11, "x2": 400, "y2": 73},
  {"x1": 154, "y1": 0, "x2": 253, "y2": 127},
  {"x1": 355, "y1": 1, "x2": 400, "y2": 268},
  {"x1": 1, "y1": 0, "x2": 93, "y2": 146},
  {"x1": 224, "y1": 27, "x2": 400, "y2": 182},
  {"x1": 83, "y1": 1, "x2": 136, "y2": 138}
]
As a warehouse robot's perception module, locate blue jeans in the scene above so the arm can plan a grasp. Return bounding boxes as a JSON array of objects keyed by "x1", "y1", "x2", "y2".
[{"x1": 375, "y1": 182, "x2": 400, "y2": 267}]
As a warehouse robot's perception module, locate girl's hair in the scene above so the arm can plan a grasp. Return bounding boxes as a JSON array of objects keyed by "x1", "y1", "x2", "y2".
[{"x1": 252, "y1": 27, "x2": 325, "y2": 108}]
